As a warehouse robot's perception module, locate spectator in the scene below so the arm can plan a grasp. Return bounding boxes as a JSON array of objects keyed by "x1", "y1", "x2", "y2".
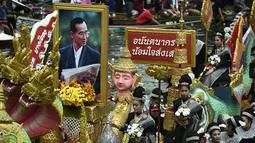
[{"x1": 136, "y1": 4, "x2": 160, "y2": 25}]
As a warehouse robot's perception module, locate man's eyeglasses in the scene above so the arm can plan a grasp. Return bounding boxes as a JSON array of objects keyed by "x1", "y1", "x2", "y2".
[{"x1": 78, "y1": 31, "x2": 90, "y2": 38}]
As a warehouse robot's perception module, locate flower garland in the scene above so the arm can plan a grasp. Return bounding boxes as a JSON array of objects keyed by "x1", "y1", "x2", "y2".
[
  {"x1": 208, "y1": 55, "x2": 221, "y2": 66},
  {"x1": 59, "y1": 80, "x2": 96, "y2": 106}
]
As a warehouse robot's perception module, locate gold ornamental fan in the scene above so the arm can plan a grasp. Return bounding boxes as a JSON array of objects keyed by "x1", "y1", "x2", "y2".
[{"x1": 173, "y1": 48, "x2": 188, "y2": 64}]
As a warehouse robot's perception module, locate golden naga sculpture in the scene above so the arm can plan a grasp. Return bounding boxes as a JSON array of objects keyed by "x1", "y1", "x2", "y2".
[
  {"x1": 0, "y1": 21, "x2": 63, "y2": 142},
  {"x1": 0, "y1": 30, "x2": 32, "y2": 85},
  {"x1": 145, "y1": 65, "x2": 172, "y2": 80},
  {"x1": 100, "y1": 47, "x2": 138, "y2": 142},
  {"x1": 229, "y1": 66, "x2": 244, "y2": 88},
  {"x1": 0, "y1": 84, "x2": 31, "y2": 143},
  {"x1": 21, "y1": 37, "x2": 62, "y2": 106}
]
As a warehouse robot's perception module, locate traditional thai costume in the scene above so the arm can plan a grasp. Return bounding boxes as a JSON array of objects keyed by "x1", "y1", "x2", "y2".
[
  {"x1": 220, "y1": 132, "x2": 241, "y2": 143},
  {"x1": 200, "y1": 45, "x2": 232, "y2": 88},
  {"x1": 126, "y1": 112, "x2": 156, "y2": 143},
  {"x1": 173, "y1": 74, "x2": 203, "y2": 143},
  {"x1": 206, "y1": 122, "x2": 225, "y2": 143},
  {"x1": 220, "y1": 115, "x2": 243, "y2": 143},
  {"x1": 236, "y1": 108, "x2": 255, "y2": 143},
  {"x1": 99, "y1": 47, "x2": 137, "y2": 142}
]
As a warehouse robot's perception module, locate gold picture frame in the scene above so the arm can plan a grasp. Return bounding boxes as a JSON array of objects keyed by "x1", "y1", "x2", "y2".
[
  {"x1": 250, "y1": 0, "x2": 255, "y2": 32},
  {"x1": 53, "y1": 3, "x2": 108, "y2": 106},
  {"x1": 125, "y1": 28, "x2": 196, "y2": 67}
]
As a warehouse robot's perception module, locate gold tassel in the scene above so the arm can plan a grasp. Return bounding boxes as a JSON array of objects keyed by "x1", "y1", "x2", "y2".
[{"x1": 79, "y1": 102, "x2": 92, "y2": 143}]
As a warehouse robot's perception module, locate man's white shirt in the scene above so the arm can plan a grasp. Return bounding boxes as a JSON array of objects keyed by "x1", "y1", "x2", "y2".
[{"x1": 73, "y1": 46, "x2": 83, "y2": 68}]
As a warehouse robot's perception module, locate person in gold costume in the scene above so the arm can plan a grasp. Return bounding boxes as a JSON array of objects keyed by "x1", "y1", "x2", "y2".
[{"x1": 98, "y1": 47, "x2": 138, "y2": 143}]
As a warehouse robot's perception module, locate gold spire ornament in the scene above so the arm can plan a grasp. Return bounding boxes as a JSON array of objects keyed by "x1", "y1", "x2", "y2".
[
  {"x1": 176, "y1": 31, "x2": 187, "y2": 46},
  {"x1": 173, "y1": 48, "x2": 188, "y2": 64},
  {"x1": 174, "y1": 31, "x2": 188, "y2": 64},
  {"x1": 109, "y1": 47, "x2": 137, "y2": 73}
]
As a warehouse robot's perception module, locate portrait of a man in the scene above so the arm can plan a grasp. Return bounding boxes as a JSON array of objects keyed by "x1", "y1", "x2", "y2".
[
  {"x1": 54, "y1": 3, "x2": 108, "y2": 104},
  {"x1": 59, "y1": 17, "x2": 100, "y2": 94}
]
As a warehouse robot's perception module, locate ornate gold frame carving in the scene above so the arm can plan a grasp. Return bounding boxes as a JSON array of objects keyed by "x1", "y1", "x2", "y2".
[
  {"x1": 125, "y1": 28, "x2": 196, "y2": 67},
  {"x1": 201, "y1": 0, "x2": 213, "y2": 31},
  {"x1": 190, "y1": 79, "x2": 215, "y2": 97},
  {"x1": 53, "y1": 3, "x2": 108, "y2": 106},
  {"x1": 250, "y1": 0, "x2": 255, "y2": 32}
]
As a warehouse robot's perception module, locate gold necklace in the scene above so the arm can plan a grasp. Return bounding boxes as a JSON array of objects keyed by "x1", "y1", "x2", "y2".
[{"x1": 134, "y1": 113, "x2": 143, "y2": 123}]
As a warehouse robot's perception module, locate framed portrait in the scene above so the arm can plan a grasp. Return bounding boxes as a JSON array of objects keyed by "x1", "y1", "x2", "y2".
[{"x1": 53, "y1": 3, "x2": 108, "y2": 106}]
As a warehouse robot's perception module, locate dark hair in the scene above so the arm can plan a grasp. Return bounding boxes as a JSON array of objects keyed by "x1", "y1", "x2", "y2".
[
  {"x1": 215, "y1": 32, "x2": 224, "y2": 41},
  {"x1": 242, "y1": 108, "x2": 255, "y2": 124},
  {"x1": 70, "y1": 17, "x2": 87, "y2": 33},
  {"x1": 207, "y1": 122, "x2": 220, "y2": 135},
  {"x1": 226, "y1": 118, "x2": 236, "y2": 133},
  {"x1": 178, "y1": 74, "x2": 192, "y2": 90},
  {"x1": 133, "y1": 86, "x2": 145, "y2": 104}
]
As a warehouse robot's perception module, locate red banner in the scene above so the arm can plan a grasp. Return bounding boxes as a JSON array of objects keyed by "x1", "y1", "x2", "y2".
[
  {"x1": 29, "y1": 11, "x2": 58, "y2": 69},
  {"x1": 126, "y1": 28, "x2": 196, "y2": 67}
]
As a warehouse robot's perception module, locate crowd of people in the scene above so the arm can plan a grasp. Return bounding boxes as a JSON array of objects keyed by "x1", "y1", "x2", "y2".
[{"x1": 126, "y1": 71, "x2": 255, "y2": 143}]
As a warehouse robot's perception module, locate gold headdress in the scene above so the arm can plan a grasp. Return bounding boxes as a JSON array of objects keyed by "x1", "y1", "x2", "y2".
[{"x1": 109, "y1": 47, "x2": 136, "y2": 73}]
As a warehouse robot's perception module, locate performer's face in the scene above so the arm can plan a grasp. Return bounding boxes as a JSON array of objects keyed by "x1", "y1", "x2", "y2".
[
  {"x1": 210, "y1": 130, "x2": 221, "y2": 143},
  {"x1": 112, "y1": 71, "x2": 135, "y2": 91},
  {"x1": 215, "y1": 36, "x2": 223, "y2": 47},
  {"x1": 70, "y1": 22, "x2": 89, "y2": 48},
  {"x1": 133, "y1": 100, "x2": 143, "y2": 113},
  {"x1": 180, "y1": 86, "x2": 190, "y2": 100}
]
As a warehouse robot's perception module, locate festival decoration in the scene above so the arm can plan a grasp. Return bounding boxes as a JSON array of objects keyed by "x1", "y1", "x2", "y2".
[
  {"x1": 226, "y1": 16, "x2": 245, "y2": 71},
  {"x1": 29, "y1": 11, "x2": 58, "y2": 69},
  {"x1": 59, "y1": 80, "x2": 96, "y2": 106},
  {"x1": 125, "y1": 28, "x2": 196, "y2": 67},
  {"x1": 0, "y1": 12, "x2": 64, "y2": 142},
  {"x1": 0, "y1": 85, "x2": 31, "y2": 143},
  {"x1": 250, "y1": 0, "x2": 255, "y2": 32},
  {"x1": 201, "y1": 0, "x2": 213, "y2": 31}
]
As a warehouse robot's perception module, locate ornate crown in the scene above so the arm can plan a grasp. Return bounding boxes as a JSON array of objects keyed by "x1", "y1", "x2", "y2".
[{"x1": 109, "y1": 47, "x2": 136, "y2": 73}]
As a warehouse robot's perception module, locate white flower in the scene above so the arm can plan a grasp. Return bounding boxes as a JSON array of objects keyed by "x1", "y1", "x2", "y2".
[
  {"x1": 128, "y1": 125, "x2": 131, "y2": 129},
  {"x1": 137, "y1": 131, "x2": 142, "y2": 137},
  {"x1": 210, "y1": 56, "x2": 214, "y2": 60},
  {"x1": 183, "y1": 109, "x2": 190, "y2": 116},
  {"x1": 216, "y1": 57, "x2": 221, "y2": 63},
  {"x1": 210, "y1": 61, "x2": 215, "y2": 65},
  {"x1": 225, "y1": 33, "x2": 231, "y2": 39},
  {"x1": 213, "y1": 55, "x2": 218, "y2": 58},
  {"x1": 224, "y1": 27, "x2": 231, "y2": 33},
  {"x1": 178, "y1": 107, "x2": 184, "y2": 113},
  {"x1": 175, "y1": 111, "x2": 181, "y2": 117}
]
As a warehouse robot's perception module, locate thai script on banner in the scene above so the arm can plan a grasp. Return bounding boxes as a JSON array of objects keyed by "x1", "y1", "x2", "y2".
[
  {"x1": 126, "y1": 29, "x2": 196, "y2": 67},
  {"x1": 30, "y1": 11, "x2": 58, "y2": 69}
]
